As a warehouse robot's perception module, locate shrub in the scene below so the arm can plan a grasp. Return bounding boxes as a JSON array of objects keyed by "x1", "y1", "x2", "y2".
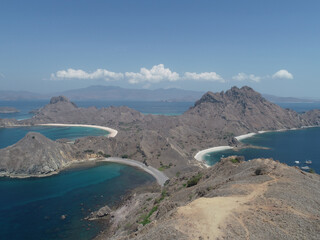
[
  {"x1": 84, "y1": 149, "x2": 94, "y2": 153},
  {"x1": 140, "y1": 206, "x2": 158, "y2": 226},
  {"x1": 121, "y1": 154, "x2": 128, "y2": 159},
  {"x1": 187, "y1": 173, "x2": 202, "y2": 187},
  {"x1": 309, "y1": 168, "x2": 315, "y2": 174},
  {"x1": 154, "y1": 190, "x2": 167, "y2": 204}
]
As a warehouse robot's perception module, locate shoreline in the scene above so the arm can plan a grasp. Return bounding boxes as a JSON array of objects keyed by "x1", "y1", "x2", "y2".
[
  {"x1": 194, "y1": 146, "x2": 233, "y2": 162},
  {"x1": 0, "y1": 157, "x2": 169, "y2": 186},
  {"x1": 37, "y1": 123, "x2": 118, "y2": 137},
  {"x1": 234, "y1": 132, "x2": 257, "y2": 141},
  {"x1": 98, "y1": 157, "x2": 169, "y2": 186},
  {"x1": 194, "y1": 125, "x2": 320, "y2": 163}
]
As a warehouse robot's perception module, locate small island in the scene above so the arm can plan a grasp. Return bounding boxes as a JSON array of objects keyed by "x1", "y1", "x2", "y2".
[{"x1": 0, "y1": 107, "x2": 20, "y2": 114}]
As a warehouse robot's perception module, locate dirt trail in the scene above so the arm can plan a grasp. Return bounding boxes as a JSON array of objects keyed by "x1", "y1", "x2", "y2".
[{"x1": 174, "y1": 175, "x2": 278, "y2": 240}]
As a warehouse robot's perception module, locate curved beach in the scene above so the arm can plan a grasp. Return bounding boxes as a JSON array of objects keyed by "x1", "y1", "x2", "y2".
[
  {"x1": 37, "y1": 123, "x2": 118, "y2": 137},
  {"x1": 194, "y1": 126, "x2": 319, "y2": 163},
  {"x1": 99, "y1": 157, "x2": 169, "y2": 186},
  {"x1": 194, "y1": 146, "x2": 233, "y2": 162},
  {"x1": 234, "y1": 132, "x2": 256, "y2": 141}
]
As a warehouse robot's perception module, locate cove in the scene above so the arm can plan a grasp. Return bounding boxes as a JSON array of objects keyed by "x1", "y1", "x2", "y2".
[
  {"x1": 204, "y1": 127, "x2": 320, "y2": 173},
  {"x1": 0, "y1": 162, "x2": 155, "y2": 240}
]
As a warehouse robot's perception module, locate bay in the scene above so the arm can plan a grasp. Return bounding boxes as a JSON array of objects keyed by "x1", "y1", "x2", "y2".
[{"x1": 204, "y1": 127, "x2": 320, "y2": 173}]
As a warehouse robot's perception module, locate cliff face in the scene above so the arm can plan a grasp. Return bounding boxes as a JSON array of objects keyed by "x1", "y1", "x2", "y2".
[
  {"x1": 96, "y1": 157, "x2": 320, "y2": 240},
  {"x1": 0, "y1": 132, "x2": 78, "y2": 177}
]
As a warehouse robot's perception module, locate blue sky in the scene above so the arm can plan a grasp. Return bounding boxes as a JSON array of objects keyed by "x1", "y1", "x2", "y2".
[{"x1": 0, "y1": 0, "x2": 319, "y2": 98}]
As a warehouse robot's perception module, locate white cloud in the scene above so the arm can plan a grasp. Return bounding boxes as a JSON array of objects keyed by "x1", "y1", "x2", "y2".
[
  {"x1": 125, "y1": 64, "x2": 179, "y2": 84},
  {"x1": 50, "y1": 68, "x2": 124, "y2": 81},
  {"x1": 232, "y1": 72, "x2": 261, "y2": 82},
  {"x1": 0, "y1": 72, "x2": 5, "y2": 79},
  {"x1": 272, "y1": 69, "x2": 293, "y2": 79},
  {"x1": 184, "y1": 72, "x2": 225, "y2": 82},
  {"x1": 50, "y1": 65, "x2": 293, "y2": 85}
]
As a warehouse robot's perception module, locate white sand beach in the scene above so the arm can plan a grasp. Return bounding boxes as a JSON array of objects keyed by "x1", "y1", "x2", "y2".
[
  {"x1": 194, "y1": 146, "x2": 233, "y2": 162},
  {"x1": 37, "y1": 123, "x2": 118, "y2": 137},
  {"x1": 235, "y1": 132, "x2": 256, "y2": 141},
  {"x1": 99, "y1": 157, "x2": 169, "y2": 186},
  {"x1": 194, "y1": 126, "x2": 319, "y2": 163}
]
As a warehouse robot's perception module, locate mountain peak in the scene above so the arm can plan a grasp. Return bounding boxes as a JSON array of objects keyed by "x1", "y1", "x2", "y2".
[
  {"x1": 19, "y1": 132, "x2": 54, "y2": 146},
  {"x1": 50, "y1": 96, "x2": 70, "y2": 104},
  {"x1": 194, "y1": 91, "x2": 221, "y2": 106},
  {"x1": 194, "y1": 86, "x2": 262, "y2": 107},
  {"x1": 49, "y1": 96, "x2": 77, "y2": 108}
]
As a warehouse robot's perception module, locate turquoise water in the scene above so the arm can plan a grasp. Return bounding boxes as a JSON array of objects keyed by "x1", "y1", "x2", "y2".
[
  {"x1": 204, "y1": 127, "x2": 320, "y2": 173},
  {"x1": 0, "y1": 126, "x2": 109, "y2": 149},
  {"x1": 0, "y1": 162, "x2": 155, "y2": 240}
]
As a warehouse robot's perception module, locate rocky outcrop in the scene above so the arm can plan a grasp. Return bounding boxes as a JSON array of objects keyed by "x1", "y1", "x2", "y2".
[
  {"x1": 96, "y1": 157, "x2": 320, "y2": 240},
  {"x1": 87, "y1": 205, "x2": 112, "y2": 220},
  {"x1": 0, "y1": 132, "x2": 78, "y2": 177}
]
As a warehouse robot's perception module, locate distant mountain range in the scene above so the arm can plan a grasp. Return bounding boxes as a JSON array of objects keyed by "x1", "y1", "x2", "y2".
[
  {"x1": 0, "y1": 86, "x2": 203, "y2": 102},
  {"x1": 0, "y1": 85, "x2": 319, "y2": 103},
  {"x1": 262, "y1": 94, "x2": 319, "y2": 103}
]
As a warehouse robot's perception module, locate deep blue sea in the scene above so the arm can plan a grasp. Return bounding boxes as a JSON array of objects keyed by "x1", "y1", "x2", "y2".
[
  {"x1": 0, "y1": 162, "x2": 154, "y2": 240},
  {"x1": 204, "y1": 127, "x2": 320, "y2": 173}
]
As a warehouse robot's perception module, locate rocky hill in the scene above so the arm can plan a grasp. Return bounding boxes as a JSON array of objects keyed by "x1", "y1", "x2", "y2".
[
  {"x1": 94, "y1": 157, "x2": 320, "y2": 240},
  {"x1": 0, "y1": 132, "x2": 78, "y2": 177},
  {"x1": 1, "y1": 86, "x2": 319, "y2": 178},
  {"x1": 183, "y1": 86, "x2": 309, "y2": 135}
]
